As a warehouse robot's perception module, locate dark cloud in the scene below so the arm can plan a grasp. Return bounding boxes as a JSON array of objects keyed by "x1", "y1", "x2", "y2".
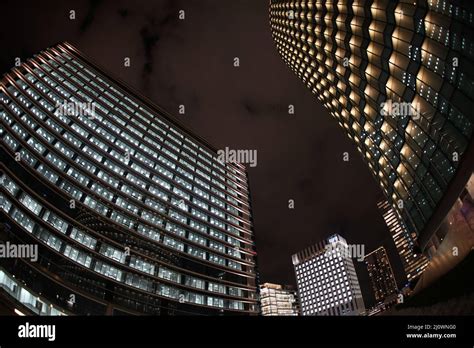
[
  {"x1": 118, "y1": 8, "x2": 129, "y2": 18},
  {"x1": 137, "y1": 1, "x2": 183, "y2": 91},
  {"x1": 80, "y1": 0, "x2": 103, "y2": 32},
  {"x1": 241, "y1": 99, "x2": 294, "y2": 118},
  {"x1": 140, "y1": 26, "x2": 160, "y2": 74}
]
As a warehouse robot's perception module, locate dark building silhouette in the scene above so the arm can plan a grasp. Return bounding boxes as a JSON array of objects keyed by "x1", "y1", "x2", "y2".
[{"x1": 364, "y1": 246, "x2": 398, "y2": 303}]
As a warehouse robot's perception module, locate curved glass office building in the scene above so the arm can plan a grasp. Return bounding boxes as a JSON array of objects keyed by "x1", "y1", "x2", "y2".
[
  {"x1": 0, "y1": 43, "x2": 258, "y2": 315},
  {"x1": 270, "y1": 0, "x2": 474, "y2": 250}
]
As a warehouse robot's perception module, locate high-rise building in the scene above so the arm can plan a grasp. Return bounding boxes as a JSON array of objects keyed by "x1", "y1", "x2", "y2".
[
  {"x1": 377, "y1": 199, "x2": 428, "y2": 282},
  {"x1": 413, "y1": 172, "x2": 474, "y2": 292},
  {"x1": 364, "y1": 246, "x2": 398, "y2": 303},
  {"x1": 269, "y1": 0, "x2": 474, "y2": 252},
  {"x1": 259, "y1": 282, "x2": 299, "y2": 316},
  {"x1": 292, "y1": 234, "x2": 365, "y2": 316},
  {"x1": 0, "y1": 43, "x2": 258, "y2": 315}
]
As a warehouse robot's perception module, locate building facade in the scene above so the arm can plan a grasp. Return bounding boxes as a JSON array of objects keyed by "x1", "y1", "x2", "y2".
[
  {"x1": 259, "y1": 282, "x2": 299, "y2": 316},
  {"x1": 413, "y1": 172, "x2": 474, "y2": 292},
  {"x1": 269, "y1": 0, "x2": 474, "y2": 252},
  {"x1": 377, "y1": 199, "x2": 429, "y2": 282},
  {"x1": 0, "y1": 43, "x2": 258, "y2": 315},
  {"x1": 292, "y1": 234, "x2": 365, "y2": 316},
  {"x1": 364, "y1": 246, "x2": 398, "y2": 303}
]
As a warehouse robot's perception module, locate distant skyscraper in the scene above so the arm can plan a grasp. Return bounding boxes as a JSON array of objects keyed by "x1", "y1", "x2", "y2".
[
  {"x1": 377, "y1": 200, "x2": 428, "y2": 282},
  {"x1": 259, "y1": 282, "x2": 299, "y2": 316},
  {"x1": 270, "y1": 0, "x2": 474, "y2": 252},
  {"x1": 292, "y1": 234, "x2": 365, "y2": 316},
  {"x1": 0, "y1": 43, "x2": 258, "y2": 315},
  {"x1": 364, "y1": 246, "x2": 398, "y2": 303}
]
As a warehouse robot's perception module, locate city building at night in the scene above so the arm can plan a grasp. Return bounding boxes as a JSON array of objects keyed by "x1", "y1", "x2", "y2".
[
  {"x1": 259, "y1": 282, "x2": 299, "y2": 316},
  {"x1": 413, "y1": 172, "x2": 474, "y2": 292},
  {"x1": 292, "y1": 234, "x2": 365, "y2": 316},
  {"x1": 0, "y1": 42, "x2": 258, "y2": 315},
  {"x1": 377, "y1": 199, "x2": 429, "y2": 282},
  {"x1": 269, "y1": 0, "x2": 474, "y2": 257},
  {"x1": 364, "y1": 246, "x2": 398, "y2": 304}
]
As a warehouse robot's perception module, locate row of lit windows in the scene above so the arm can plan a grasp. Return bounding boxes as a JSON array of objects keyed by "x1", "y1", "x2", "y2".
[
  {"x1": 302, "y1": 292, "x2": 352, "y2": 307},
  {"x1": 48, "y1": 48, "x2": 248, "y2": 189},
  {"x1": 0, "y1": 156, "x2": 246, "y2": 283},
  {"x1": 23, "y1": 137, "x2": 246, "y2": 267},
  {"x1": 274, "y1": 15, "x2": 470, "y2": 144},
  {"x1": 0, "y1": 268, "x2": 66, "y2": 316},
  {"x1": 20, "y1": 69, "x2": 246, "y2": 221},
  {"x1": 302, "y1": 298, "x2": 355, "y2": 315},
  {"x1": 6, "y1": 77, "x2": 248, "y2": 235},
  {"x1": 1, "y1": 43, "x2": 259, "y2": 312},
  {"x1": 270, "y1": 1, "x2": 473, "y2": 237},
  {"x1": 1, "y1": 93, "x2": 251, "y2": 262},
  {"x1": 384, "y1": 202, "x2": 429, "y2": 280},
  {"x1": 0, "y1": 175, "x2": 249, "y2": 307}
]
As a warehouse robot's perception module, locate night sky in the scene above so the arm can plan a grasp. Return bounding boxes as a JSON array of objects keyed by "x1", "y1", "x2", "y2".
[{"x1": 1, "y1": 0, "x2": 406, "y2": 307}]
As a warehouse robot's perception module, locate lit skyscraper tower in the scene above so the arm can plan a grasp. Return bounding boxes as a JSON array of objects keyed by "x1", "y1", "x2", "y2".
[
  {"x1": 377, "y1": 199, "x2": 428, "y2": 282},
  {"x1": 0, "y1": 43, "x2": 258, "y2": 315},
  {"x1": 292, "y1": 234, "x2": 365, "y2": 316},
  {"x1": 269, "y1": 0, "x2": 474, "y2": 251},
  {"x1": 364, "y1": 246, "x2": 398, "y2": 303}
]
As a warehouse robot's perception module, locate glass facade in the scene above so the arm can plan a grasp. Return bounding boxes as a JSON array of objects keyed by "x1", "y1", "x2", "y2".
[
  {"x1": 0, "y1": 43, "x2": 258, "y2": 315},
  {"x1": 377, "y1": 199, "x2": 428, "y2": 282},
  {"x1": 0, "y1": 266, "x2": 67, "y2": 316},
  {"x1": 292, "y1": 234, "x2": 365, "y2": 316},
  {"x1": 364, "y1": 246, "x2": 398, "y2": 303},
  {"x1": 270, "y1": 0, "x2": 474, "y2": 249}
]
